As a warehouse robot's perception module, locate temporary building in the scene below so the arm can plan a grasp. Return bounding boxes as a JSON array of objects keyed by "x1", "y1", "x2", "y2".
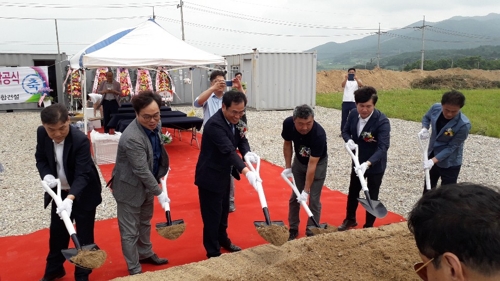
[{"x1": 68, "y1": 19, "x2": 226, "y2": 131}]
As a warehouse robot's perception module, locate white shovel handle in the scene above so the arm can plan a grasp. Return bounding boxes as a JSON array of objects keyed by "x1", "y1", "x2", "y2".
[
  {"x1": 417, "y1": 135, "x2": 432, "y2": 190},
  {"x1": 160, "y1": 168, "x2": 171, "y2": 211},
  {"x1": 41, "y1": 179, "x2": 76, "y2": 236},
  {"x1": 280, "y1": 172, "x2": 314, "y2": 217},
  {"x1": 344, "y1": 143, "x2": 369, "y2": 192},
  {"x1": 244, "y1": 154, "x2": 268, "y2": 209}
]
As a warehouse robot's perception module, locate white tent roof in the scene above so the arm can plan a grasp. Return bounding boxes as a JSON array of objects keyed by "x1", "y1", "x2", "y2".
[{"x1": 69, "y1": 19, "x2": 225, "y2": 69}]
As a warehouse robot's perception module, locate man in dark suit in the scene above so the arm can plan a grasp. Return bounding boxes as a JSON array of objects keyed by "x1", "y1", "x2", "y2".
[
  {"x1": 339, "y1": 86, "x2": 391, "y2": 231},
  {"x1": 195, "y1": 90, "x2": 259, "y2": 258},
  {"x1": 111, "y1": 91, "x2": 170, "y2": 275},
  {"x1": 35, "y1": 103, "x2": 102, "y2": 281}
]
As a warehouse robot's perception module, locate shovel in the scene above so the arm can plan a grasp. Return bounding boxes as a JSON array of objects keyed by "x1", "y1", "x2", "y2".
[
  {"x1": 280, "y1": 171, "x2": 328, "y2": 232},
  {"x1": 41, "y1": 179, "x2": 106, "y2": 269},
  {"x1": 344, "y1": 144, "x2": 388, "y2": 219},
  {"x1": 417, "y1": 134, "x2": 431, "y2": 190},
  {"x1": 244, "y1": 153, "x2": 288, "y2": 246},
  {"x1": 156, "y1": 169, "x2": 186, "y2": 240}
]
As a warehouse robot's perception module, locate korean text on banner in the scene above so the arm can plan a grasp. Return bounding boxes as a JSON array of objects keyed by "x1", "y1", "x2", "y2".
[{"x1": 0, "y1": 66, "x2": 50, "y2": 104}]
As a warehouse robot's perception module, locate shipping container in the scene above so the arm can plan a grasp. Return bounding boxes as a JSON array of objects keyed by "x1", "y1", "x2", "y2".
[{"x1": 224, "y1": 51, "x2": 317, "y2": 110}]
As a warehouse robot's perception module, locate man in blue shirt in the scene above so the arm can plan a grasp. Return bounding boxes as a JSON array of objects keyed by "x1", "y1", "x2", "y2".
[{"x1": 418, "y1": 90, "x2": 471, "y2": 194}]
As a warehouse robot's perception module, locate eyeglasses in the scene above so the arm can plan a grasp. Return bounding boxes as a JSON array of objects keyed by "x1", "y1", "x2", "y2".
[
  {"x1": 229, "y1": 109, "x2": 246, "y2": 117},
  {"x1": 414, "y1": 257, "x2": 434, "y2": 281},
  {"x1": 140, "y1": 112, "x2": 161, "y2": 121}
]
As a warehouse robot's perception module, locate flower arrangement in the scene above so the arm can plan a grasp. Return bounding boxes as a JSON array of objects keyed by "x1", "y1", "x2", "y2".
[
  {"x1": 135, "y1": 69, "x2": 153, "y2": 93},
  {"x1": 361, "y1": 131, "x2": 377, "y2": 142},
  {"x1": 235, "y1": 120, "x2": 248, "y2": 138},
  {"x1": 444, "y1": 128, "x2": 454, "y2": 137},
  {"x1": 160, "y1": 131, "x2": 172, "y2": 144}
]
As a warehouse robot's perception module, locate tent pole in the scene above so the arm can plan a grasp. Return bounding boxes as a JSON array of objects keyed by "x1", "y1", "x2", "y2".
[{"x1": 83, "y1": 69, "x2": 88, "y2": 134}]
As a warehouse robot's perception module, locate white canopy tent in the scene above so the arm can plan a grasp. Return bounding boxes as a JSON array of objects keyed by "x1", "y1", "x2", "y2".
[{"x1": 68, "y1": 19, "x2": 226, "y2": 132}]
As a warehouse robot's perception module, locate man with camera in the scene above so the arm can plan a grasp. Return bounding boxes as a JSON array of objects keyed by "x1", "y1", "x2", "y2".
[{"x1": 340, "y1": 68, "x2": 363, "y2": 136}]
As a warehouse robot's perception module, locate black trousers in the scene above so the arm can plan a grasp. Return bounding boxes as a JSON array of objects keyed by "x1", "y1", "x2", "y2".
[
  {"x1": 341, "y1": 102, "x2": 356, "y2": 132},
  {"x1": 422, "y1": 164, "x2": 461, "y2": 194},
  {"x1": 346, "y1": 169, "x2": 384, "y2": 227},
  {"x1": 198, "y1": 183, "x2": 232, "y2": 258},
  {"x1": 102, "y1": 99, "x2": 119, "y2": 133},
  {"x1": 44, "y1": 193, "x2": 96, "y2": 279}
]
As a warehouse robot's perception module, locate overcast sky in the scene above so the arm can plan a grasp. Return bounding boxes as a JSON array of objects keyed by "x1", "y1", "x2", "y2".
[{"x1": 1, "y1": 0, "x2": 499, "y2": 57}]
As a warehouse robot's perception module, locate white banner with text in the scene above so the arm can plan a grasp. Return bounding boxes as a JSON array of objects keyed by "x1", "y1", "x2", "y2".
[{"x1": 0, "y1": 66, "x2": 50, "y2": 104}]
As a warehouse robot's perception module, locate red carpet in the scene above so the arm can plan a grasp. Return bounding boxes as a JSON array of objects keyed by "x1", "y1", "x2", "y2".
[{"x1": 0, "y1": 129, "x2": 404, "y2": 281}]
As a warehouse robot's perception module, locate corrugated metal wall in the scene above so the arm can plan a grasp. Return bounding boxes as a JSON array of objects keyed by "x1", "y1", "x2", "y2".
[{"x1": 224, "y1": 52, "x2": 317, "y2": 111}]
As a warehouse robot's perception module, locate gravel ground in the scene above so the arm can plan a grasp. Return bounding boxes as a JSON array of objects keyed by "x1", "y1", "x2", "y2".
[{"x1": 1, "y1": 105, "x2": 499, "y2": 237}]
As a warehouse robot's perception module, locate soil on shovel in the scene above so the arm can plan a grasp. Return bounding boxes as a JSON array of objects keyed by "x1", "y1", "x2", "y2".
[
  {"x1": 309, "y1": 223, "x2": 338, "y2": 235},
  {"x1": 255, "y1": 224, "x2": 289, "y2": 246},
  {"x1": 156, "y1": 224, "x2": 186, "y2": 240},
  {"x1": 70, "y1": 249, "x2": 107, "y2": 269}
]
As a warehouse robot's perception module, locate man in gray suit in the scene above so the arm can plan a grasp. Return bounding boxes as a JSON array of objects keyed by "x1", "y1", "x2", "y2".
[{"x1": 111, "y1": 91, "x2": 170, "y2": 275}]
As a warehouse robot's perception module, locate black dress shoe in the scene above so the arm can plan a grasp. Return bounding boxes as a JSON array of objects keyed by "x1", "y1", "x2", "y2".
[
  {"x1": 139, "y1": 254, "x2": 168, "y2": 265},
  {"x1": 288, "y1": 229, "x2": 298, "y2": 241},
  {"x1": 305, "y1": 228, "x2": 315, "y2": 237},
  {"x1": 221, "y1": 243, "x2": 241, "y2": 252},
  {"x1": 39, "y1": 269, "x2": 66, "y2": 281},
  {"x1": 338, "y1": 219, "x2": 358, "y2": 231},
  {"x1": 130, "y1": 271, "x2": 143, "y2": 275}
]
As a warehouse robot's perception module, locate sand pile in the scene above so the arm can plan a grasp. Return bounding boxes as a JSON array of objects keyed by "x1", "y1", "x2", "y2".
[
  {"x1": 113, "y1": 222, "x2": 421, "y2": 281},
  {"x1": 316, "y1": 68, "x2": 500, "y2": 93}
]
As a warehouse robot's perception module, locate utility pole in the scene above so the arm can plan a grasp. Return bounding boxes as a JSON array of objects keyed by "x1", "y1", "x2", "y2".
[
  {"x1": 152, "y1": 6, "x2": 156, "y2": 19},
  {"x1": 375, "y1": 23, "x2": 386, "y2": 68},
  {"x1": 418, "y1": 16, "x2": 430, "y2": 70},
  {"x1": 178, "y1": 0, "x2": 185, "y2": 40}
]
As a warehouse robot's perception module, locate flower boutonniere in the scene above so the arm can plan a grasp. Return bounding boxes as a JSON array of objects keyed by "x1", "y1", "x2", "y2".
[
  {"x1": 361, "y1": 131, "x2": 377, "y2": 142},
  {"x1": 160, "y1": 131, "x2": 172, "y2": 144},
  {"x1": 235, "y1": 120, "x2": 248, "y2": 138},
  {"x1": 444, "y1": 128, "x2": 454, "y2": 137}
]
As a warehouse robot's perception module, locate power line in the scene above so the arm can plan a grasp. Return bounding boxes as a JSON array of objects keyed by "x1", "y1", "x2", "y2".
[
  {"x1": 155, "y1": 16, "x2": 373, "y2": 38},
  {"x1": 0, "y1": 15, "x2": 150, "y2": 21},
  {"x1": 184, "y1": 2, "x2": 381, "y2": 31},
  {"x1": 0, "y1": 1, "x2": 178, "y2": 8}
]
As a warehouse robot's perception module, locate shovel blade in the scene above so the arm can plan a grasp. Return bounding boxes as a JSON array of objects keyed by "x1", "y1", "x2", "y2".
[
  {"x1": 358, "y1": 198, "x2": 388, "y2": 218},
  {"x1": 254, "y1": 221, "x2": 285, "y2": 228},
  {"x1": 156, "y1": 219, "x2": 185, "y2": 228},
  {"x1": 61, "y1": 244, "x2": 99, "y2": 269},
  {"x1": 307, "y1": 223, "x2": 328, "y2": 231}
]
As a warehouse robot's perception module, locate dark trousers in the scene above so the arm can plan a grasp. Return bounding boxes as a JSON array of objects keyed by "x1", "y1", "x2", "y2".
[
  {"x1": 44, "y1": 194, "x2": 96, "y2": 279},
  {"x1": 198, "y1": 184, "x2": 232, "y2": 258},
  {"x1": 423, "y1": 164, "x2": 461, "y2": 194},
  {"x1": 102, "y1": 99, "x2": 119, "y2": 133},
  {"x1": 346, "y1": 170, "x2": 384, "y2": 227},
  {"x1": 341, "y1": 102, "x2": 356, "y2": 132}
]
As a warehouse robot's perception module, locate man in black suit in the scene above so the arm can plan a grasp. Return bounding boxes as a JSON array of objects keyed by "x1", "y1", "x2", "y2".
[
  {"x1": 35, "y1": 103, "x2": 102, "y2": 281},
  {"x1": 339, "y1": 86, "x2": 391, "y2": 231},
  {"x1": 194, "y1": 90, "x2": 259, "y2": 258}
]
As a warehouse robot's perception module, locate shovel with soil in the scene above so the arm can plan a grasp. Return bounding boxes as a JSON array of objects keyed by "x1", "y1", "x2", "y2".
[
  {"x1": 280, "y1": 171, "x2": 337, "y2": 235},
  {"x1": 417, "y1": 133, "x2": 432, "y2": 191},
  {"x1": 345, "y1": 144, "x2": 388, "y2": 219},
  {"x1": 41, "y1": 179, "x2": 107, "y2": 269},
  {"x1": 156, "y1": 169, "x2": 186, "y2": 240},
  {"x1": 244, "y1": 154, "x2": 289, "y2": 246}
]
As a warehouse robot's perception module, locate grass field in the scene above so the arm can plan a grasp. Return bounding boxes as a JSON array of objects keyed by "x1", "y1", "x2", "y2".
[{"x1": 316, "y1": 89, "x2": 500, "y2": 138}]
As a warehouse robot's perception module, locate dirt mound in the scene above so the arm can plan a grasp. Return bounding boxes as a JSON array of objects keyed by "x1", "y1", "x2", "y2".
[
  {"x1": 411, "y1": 74, "x2": 500, "y2": 89},
  {"x1": 316, "y1": 68, "x2": 500, "y2": 93},
  {"x1": 113, "y1": 222, "x2": 421, "y2": 281}
]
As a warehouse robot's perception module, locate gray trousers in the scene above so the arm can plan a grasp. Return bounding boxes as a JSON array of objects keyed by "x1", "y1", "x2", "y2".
[
  {"x1": 288, "y1": 156, "x2": 328, "y2": 231},
  {"x1": 229, "y1": 176, "x2": 235, "y2": 204},
  {"x1": 116, "y1": 195, "x2": 155, "y2": 274}
]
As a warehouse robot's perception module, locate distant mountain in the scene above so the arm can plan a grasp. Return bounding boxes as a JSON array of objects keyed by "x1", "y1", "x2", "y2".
[{"x1": 310, "y1": 13, "x2": 500, "y2": 69}]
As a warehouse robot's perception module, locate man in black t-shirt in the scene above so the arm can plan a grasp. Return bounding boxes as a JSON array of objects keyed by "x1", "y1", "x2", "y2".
[{"x1": 281, "y1": 104, "x2": 328, "y2": 240}]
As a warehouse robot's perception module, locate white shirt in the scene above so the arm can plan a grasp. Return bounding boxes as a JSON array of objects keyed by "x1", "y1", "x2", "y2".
[
  {"x1": 343, "y1": 80, "x2": 359, "y2": 102},
  {"x1": 53, "y1": 140, "x2": 70, "y2": 190},
  {"x1": 357, "y1": 111, "x2": 374, "y2": 136}
]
